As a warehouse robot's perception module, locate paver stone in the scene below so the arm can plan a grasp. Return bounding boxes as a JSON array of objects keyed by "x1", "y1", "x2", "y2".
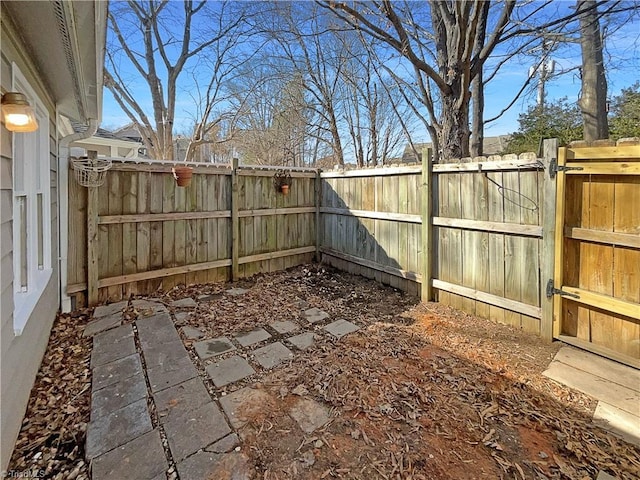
[
  {"x1": 85, "y1": 398, "x2": 152, "y2": 459},
  {"x1": 91, "y1": 325, "x2": 136, "y2": 368},
  {"x1": 235, "y1": 328, "x2": 271, "y2": 347},
  {"x1": 163, "y1": 401, "x2": 231, "y2": 461},
  {"x1": 83, "y1": 313, "x2": 122, "y2": 337},
  {"x1": 252, "y1": 342, "x2": 293, "y2": 369},
  {"x1": 92, "y1": 301, "x2": 128, "y2": 319},
  {"x1": 92, "y1": 354, "x2": 142, "y2": 391},
  {"x1": 226, "y1": 287, "x2": 249, "y2": 296},
  {"x1": 91, "y1": 373, "x2": 147, "y2": 419},
  {"x1": 289, "y1": 398, "x2": 330, "y2": 434},
  {"x1": 304, "y1": 307, "x2": 329, "y2": 324},
  {"x1": 132, "y1": 299, "x2": 168, "y2": 316},
  {"x1": 219, "y1": 387, "x2": 274, "y2": 429},
  {"x1": 206, "y1": 356, "x2": 255, "y2": 388},
  {"x1": 206, "y1": 433, "x2": 240, "y2": 453},
  {"x1": 136, "y1": 312, "x2": 180, "y2": 348},
  {"x1": 142, "y1": 340, "x2": 190, "y2": 368},
  {"x1": 269, "y1": 320, "x2": 299, "y2": 335},
  {"x1": 176, "y1": 451, "x2": 251, "y2": 480},
  {"x1": 91, "y1": 429, "x2": 167, "y2": 480},
  {"x1": 153, "y1": 377, "x2": 211, "y2": 424},
  {"x1": 324, "y1": 319, "x2": 360, "y2": 338},
  {"x1": 287, "y1": 332, "x2": 316, "y2": 351},
  {"x1": 147, "y1": 356, "x2": 198, "y2": 393},
  {"x1": 171, "y1": 297, "x2": 197, "y2": 308},
  {"x1": 181, "y1": 326, "x2": 204, "y2": 340},
  {"x1": 194, "y1": 337, "x2": 236, "y2": 360}
]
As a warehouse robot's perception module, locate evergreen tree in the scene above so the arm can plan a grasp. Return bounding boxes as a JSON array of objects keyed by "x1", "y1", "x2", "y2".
[
  {"x1": 505, "y1": 98, "x2": 583, "y2": 154},
  {"x1": 609, "y1": 82, "x2": 640, "y2": 140}
]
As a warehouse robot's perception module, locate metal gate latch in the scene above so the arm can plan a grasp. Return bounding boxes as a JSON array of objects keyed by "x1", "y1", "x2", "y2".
[
  {"x1": 546, "y1": 279, "x2": 580, "y2": 299},
  {"x1": 548, "y1": 158, "x2": 584, "y2": 178}
]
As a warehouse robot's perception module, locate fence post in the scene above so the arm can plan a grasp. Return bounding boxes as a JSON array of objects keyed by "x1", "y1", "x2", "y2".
[
  {"x1": 86, "y1": 150, "x2": 99, "y2": 306},
  {"x1": 314, "y1": 169, "x2": 322, "y2": 262},
  {"x1": 540, "y1": 138, "x2": 558, "y2": 341},
  {"x1": 421, "y1": 147, "x2": 433, "y2": 301},
  {"x1": 231, "y1": 158, "x2": 239, "y2": 281}
]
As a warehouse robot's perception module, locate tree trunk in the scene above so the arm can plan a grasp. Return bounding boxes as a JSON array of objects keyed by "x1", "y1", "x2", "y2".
[
  {"x1": 471, "y1": 72, "x2": 484, "y2": 157},
  {"x1": 577, "y1": 0, "x2": 609, "y2": 141},
  {"x1": 438, "y1": 93, "x2": 471, "y2": 161}
]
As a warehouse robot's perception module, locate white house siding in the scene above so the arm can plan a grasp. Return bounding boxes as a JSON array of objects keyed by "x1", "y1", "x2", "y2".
[{"x1": 0, "y1": 23, "x2": 60, "y2": 470}]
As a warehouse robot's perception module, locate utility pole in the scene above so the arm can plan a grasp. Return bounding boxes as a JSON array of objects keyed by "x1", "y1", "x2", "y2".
[{"x1": 528, "y1": 38, "x2": 556, "y2": 110}]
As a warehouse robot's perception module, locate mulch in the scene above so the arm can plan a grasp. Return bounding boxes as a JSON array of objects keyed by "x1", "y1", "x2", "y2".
[{"x1": 8, "y1": 264, "x2": 640, "y2": 479}]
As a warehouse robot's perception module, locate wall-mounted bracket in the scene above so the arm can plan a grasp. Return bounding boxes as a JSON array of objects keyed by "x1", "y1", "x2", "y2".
[
  {"x1": 546, "y1": 279, "x2": 580, "y2": 299},
  {"x1": 548, "y1": 158, "x2": 584, "y2": 178}
]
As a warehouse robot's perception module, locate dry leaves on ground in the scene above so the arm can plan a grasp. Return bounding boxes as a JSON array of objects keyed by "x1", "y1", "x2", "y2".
[{"x1": 8, "y1": 265, "x2": 640, "y2": 480}]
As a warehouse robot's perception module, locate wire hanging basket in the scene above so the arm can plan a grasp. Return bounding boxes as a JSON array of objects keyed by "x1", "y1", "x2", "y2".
[{"x1": 71, "y1": 156, "x2": 112, "y2": 187}]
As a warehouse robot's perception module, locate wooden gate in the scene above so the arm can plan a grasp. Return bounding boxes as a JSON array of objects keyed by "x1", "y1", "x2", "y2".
[{"x1": 552, "y1": 144, "x2": 640, "y2": 368}]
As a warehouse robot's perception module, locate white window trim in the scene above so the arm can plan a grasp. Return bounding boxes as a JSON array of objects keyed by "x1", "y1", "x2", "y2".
[{"x1": 11, "y1": 63, "x2": 52, "y2": 336}]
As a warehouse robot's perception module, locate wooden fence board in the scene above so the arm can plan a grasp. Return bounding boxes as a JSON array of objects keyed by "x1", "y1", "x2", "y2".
[
  {"x1": 136, "y1": 171, "x2": 150, "y2": 292},
  {"x1": 205, "y1": 173, "x2": 219, "y2": 283},
  {"x1": 502, "y1": 169, "x2": 522, "y2": 328},
  {"x1": 162, "y1": 174, "x2": 177, "y2": 290},
  {"x1": 588, "y1": 176, "x2": 616, "y2": 351},
  {"x1": 460, "y1": 171, "x2": 476, "y2": 314},
  {"x1": 72, "y1": 153, "x2": 640, "y2": 357},
  {"x1": 473, "y1": 172, "x2": 490, "y2": 318},
  {"x1": 437, "y1": 173, "x2": 450, "y2": 305},
  {"x1": 148, "y1": 173, "x2": 164, "y2": 292},
  {"x1": 520, "y1": 170, "x2": 541, "y2": 333},
  {"x1": 122, "y1": 171, "x2": 138, "y2": 298},
  {"x1": 487, "y1": 170, "x2": 505, "y2": 325},
  {"x1": 613, "y1": 177, "x2": 640, "y2": 358},
  {"x1": 448, "y1": 171, "x2": 463, "y2": 310}
]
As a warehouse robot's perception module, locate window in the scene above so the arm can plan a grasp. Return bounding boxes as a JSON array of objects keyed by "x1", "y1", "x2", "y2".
[{"x1": 11, "y1": 64, "x2": 52, "y2": 335}]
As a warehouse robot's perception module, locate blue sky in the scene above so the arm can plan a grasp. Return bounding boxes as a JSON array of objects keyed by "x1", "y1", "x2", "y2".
[{"x1": 101, "y1": 2, "x2": 640, "y2": 140}]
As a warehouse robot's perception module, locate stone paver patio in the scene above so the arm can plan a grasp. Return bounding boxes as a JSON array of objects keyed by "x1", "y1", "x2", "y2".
[{"x1": 84, "y1": 291, "x2": 361, "y2": 479}]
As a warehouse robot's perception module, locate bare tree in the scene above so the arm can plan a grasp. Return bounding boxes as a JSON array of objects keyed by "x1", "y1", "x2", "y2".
[
  {"x1": 577, "y1": 0, "x2": 609, "y2": 141},
  {"x1": 259, "y1": 2, "x2": 349, "y2": 164},
  {"x1": 340, "y1": 51, "x2": 410, "y2": 166},
  {"x1": 105, "y1": 0, "x2": 249, "y2": 160},
  {"x1": 229, "y1": 63, "x2": 317, "y2": 166},
  {"x1": 321, "y1": 1, "x2": 515, "y2": 162},
  {"x1": 321, "y1": 1, "x2": 637, "y2": 161}
]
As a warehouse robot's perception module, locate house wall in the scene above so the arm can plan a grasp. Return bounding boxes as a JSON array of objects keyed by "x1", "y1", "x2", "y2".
[{"x1": 0, "y1": 18, "x2": 60, "y2": 470}]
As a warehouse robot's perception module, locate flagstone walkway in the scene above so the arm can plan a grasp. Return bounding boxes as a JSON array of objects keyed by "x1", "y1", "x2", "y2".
[{"x1": 83, "y1": 291, "x2": 360, "y2": 479}]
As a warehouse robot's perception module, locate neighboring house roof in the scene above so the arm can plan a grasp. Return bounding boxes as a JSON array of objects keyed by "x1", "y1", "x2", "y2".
[
  {"x1": 71, "y1": 121, "x2": 139, "y2": 144},
  {"x1": 113, "y1": 123, "x2": 144, "y2": 142},
  {"x1": 402, "y1": 135, "x2": 512, "y2": 162},
  {"x1": 68, "y1": 120, "x2": 143, "y2": 159},
  {"x1": 2, "y1": 1, "x2": 107, "y2": 123}
]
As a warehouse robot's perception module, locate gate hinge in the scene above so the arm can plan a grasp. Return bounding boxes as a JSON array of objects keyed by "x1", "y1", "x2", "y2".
[
  {"x1": 546, "y1": 279, "x2": 580, "y2": 299},
  {"x1": 549, "y1": 158, "x2": 584, "y2": 178}
]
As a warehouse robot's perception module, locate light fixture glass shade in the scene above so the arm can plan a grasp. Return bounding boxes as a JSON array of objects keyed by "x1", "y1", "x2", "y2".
[{"x1": 1, "y1": 92, "x2": 38, "y2": 132}]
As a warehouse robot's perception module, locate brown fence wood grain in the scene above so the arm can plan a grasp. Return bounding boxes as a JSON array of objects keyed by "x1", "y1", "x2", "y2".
[
  {"x1": 67, "y1": 160, "x2": 317, "y2": 306},
  {"x1": 319, "y1": 155, "x2": 547, "y2": 335}
]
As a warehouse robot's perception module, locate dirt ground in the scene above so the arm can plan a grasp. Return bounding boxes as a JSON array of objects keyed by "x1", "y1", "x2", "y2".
[{"x1": 8, "y1": 264, "x2": 640, "y2": 479}]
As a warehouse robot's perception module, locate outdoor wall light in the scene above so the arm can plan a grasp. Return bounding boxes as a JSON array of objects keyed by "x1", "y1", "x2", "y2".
[{"x1": 1, "y1": 92, "x2": 38, "y2": 132}]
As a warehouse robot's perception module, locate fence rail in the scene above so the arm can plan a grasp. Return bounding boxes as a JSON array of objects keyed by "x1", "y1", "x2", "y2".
[
  {"x1": 66, "y1": 140, "x2": 640, "y2": 364},
  {"x1": 319, "y1": 151, "x2": 554, "y2": 336},
  {"x1": 67, "y1": 159, "x2": 317, "y2": 306}
]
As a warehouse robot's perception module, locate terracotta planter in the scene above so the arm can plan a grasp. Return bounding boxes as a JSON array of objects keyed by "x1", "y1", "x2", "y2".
[
  {"x1": 281, "y1": 184, "x2": 290, "y2": 195},
  {"x1": 172, "y1": 166, "x2": 193, "y2": 187}
]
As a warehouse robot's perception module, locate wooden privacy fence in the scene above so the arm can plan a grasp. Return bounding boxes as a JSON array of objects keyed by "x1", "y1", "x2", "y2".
[
  {"x1": 319, "y1": 143, "x2": 556, "y2": 338},
  {"x1": 66, "y1": 140, "x2": 639, "y2": 365},
  {"x1": 67, "y1": 159, "x2": 318, "y2": 306},
  {"x1": 432, "y1": 153, "x2": 552, "y2": 335},
  {"x1": 552, "y1": 142, "x2": 640, "y2": 366},
  {"x1": 320, "y1": 165, "x2": 424, "y2": 298}
]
